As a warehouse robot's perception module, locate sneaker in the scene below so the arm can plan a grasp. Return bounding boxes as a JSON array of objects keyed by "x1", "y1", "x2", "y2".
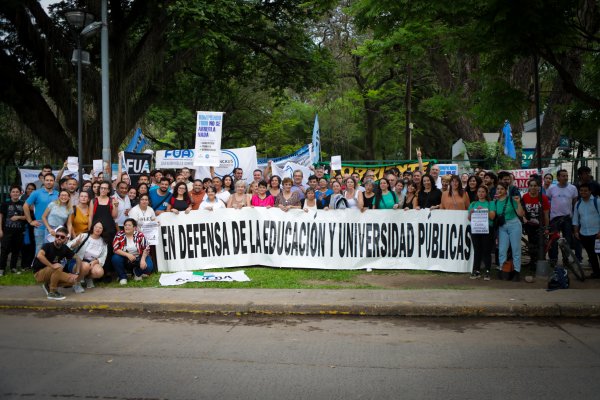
[
  {"x1": 72, "y1": 283, "x2": 85, "y2": 294},
  {"x1": 141, "y1": 273, "x2": 150, "y2": 278},
  {"x1": 11, "y1": 268, "x2": 21, "y2": 275},
  {"x1": 133, "y1": 274, "x2": 143, "y2": 282},
  {"x1": 41, "y1": 283, "x2": 50, "y2": 295},
  {"x1": 85, "y1": 278, "x2": 95, "y2": 288},
  {"x1": 483, "y1": 271, "x2": 491, "y2": 281},
  {"x1": 469, "y1": 271, "x2": 481, "y2": 280},
  {"x1": 119, "y1": 278, "x2": 127, "y2": 285},
  {"x1": 47, "y1": 291, "x2": 66, "y2": 301},
  {"x1": 0, "y1": 269, "x2": 4, "y2": 277},
  {"x1": 512, "y1": 271, "x2": 521, "y2": 282}
]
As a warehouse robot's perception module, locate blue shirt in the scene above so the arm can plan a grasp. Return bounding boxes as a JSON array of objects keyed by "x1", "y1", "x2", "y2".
[
  {"x1": 25, "y1": 188, "x2": 59, "y2": 222},
  {"x1": 573, "y1": 196, "x2": 600, "y2": 236},
  {"x1": 149, "y1": 186, "x2": 172, "y2": 211}
]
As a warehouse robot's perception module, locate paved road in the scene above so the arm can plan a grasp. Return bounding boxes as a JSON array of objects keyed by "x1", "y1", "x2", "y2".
[{"x1": 1, "y1": 312, "x2": 599, "y2": 400}]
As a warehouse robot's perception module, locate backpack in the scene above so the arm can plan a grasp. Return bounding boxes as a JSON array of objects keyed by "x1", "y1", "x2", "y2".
[
  {"x1": 547, "y1": 267, "x2": 569, "y2": 291},
  {"x1": 334, "y1": 196, "x2": 349, "y2": 209},
  {"x1": 575, "y1": 196, "x2": 599, "y2": 214}
]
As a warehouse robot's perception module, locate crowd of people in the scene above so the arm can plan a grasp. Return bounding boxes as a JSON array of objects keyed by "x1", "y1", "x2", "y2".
[{"x1": 1, "y1": 151, "x2": 599, "y2": 300}]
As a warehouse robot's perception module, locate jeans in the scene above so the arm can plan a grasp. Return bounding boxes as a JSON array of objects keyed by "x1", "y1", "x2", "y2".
[
  {"x1": 498, "y1": 218, "x2": 522, "y2": 272},
  {"x1": 111, "y1": 254, "x2": 154, "y2": 280},
  {"x1": 33, "y1": 227, "x2": 46, "y2": 257},
  {"x1": 548, "y1": 216, "x2": 574, "y2": 262}
]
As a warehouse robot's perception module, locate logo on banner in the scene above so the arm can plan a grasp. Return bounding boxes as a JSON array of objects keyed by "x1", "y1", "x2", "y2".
[
  {"x1": 218, "y1": 150, "x2": 239, "y2": 172},
  {"x1": 165, "y1": 149, "x2": 194, "y2": 159}
]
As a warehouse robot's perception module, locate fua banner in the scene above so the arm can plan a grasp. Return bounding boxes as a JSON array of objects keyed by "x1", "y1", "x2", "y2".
[
  {"x1": 124, "y1": 152, "x2": 151, "y2": 187},
  {"x1": 156, "y1": 208, "x2": 473, "y2": 273}
]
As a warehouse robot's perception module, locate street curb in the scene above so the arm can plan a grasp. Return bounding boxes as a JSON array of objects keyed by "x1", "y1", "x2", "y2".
[{"x1": 1, "y1": 299, "x2": 599, "y2": 318}]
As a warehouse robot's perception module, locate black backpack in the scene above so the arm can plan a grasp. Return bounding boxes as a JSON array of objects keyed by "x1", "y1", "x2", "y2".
[{"x1": 547, "y1": 267, "x2": 569, "y2": 291}]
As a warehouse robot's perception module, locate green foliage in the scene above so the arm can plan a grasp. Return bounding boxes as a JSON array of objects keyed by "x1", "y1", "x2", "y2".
[{"x1": 464, "y1": 141, "x2": 515, "y2": 170}]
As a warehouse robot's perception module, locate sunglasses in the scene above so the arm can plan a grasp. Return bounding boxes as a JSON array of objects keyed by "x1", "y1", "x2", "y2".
[{"x1": 55, "y1": 234, "x2": 67, "y2": 239}]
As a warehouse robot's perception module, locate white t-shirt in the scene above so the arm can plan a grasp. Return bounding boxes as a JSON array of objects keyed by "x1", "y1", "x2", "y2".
[
  {"x1": 216, "y1": 190, "x2": 230, "y2": 205},
  {"x1": 200, "y1": 199, "x2": 225, "y2": 210},
  {"x1": 83, "y1": 237, "x2": 105, "y2": 261},
  {"x1": 112, "y1": 194, "x2": 131, "y2": 226},
  {"x1": 128, "y1": 205, "x2": 156, "y2": 226},
  {"x1": 124, "y1": 236, "x2": 139, "y2": 256}
]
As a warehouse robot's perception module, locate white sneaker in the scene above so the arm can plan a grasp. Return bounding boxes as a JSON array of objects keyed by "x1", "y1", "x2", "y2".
[
  {"x1": 119, "y1": 279, "x2": 127, "y2": 285},
  {"x1": 72, "y1": 283, "x2": 85, "y2": 294},
  {"x1": 85, "y1": 278, "x2": 95, "y2": 289},
  {"x1": 133, "y1": 274, "x2": 143, "y2": 282}
]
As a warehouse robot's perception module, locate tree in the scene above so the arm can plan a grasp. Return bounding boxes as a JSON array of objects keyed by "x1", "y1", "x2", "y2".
[{"x1": 0, "y1": 0, "x2": 334, "y2": 164}]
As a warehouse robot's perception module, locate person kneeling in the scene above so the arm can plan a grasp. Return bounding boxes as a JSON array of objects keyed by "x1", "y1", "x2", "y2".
[
  {"x1": 111, "y1": 218, "x2": 153, "y2": 285},
  {"x1": 32, "y1": 226, "x2": 80, "y2": 300},
  {"x1": 66, "y1": 221, "x2": 108, "y2": 292}
]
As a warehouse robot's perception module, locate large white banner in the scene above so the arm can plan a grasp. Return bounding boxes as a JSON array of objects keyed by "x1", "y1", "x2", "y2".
[
  {"x1": 155, "y1": 146, "x2": 258, "y2": 182},
  {"x1": 257, "y1": 144, "x2": 313, "y2": 169},
  {"x1": 193, "y1": 111, "x2": 223, "y2": 167},
  {"x1": 19, "y1": 168, "x2": 78, "y2": 190},
  {"x1": 156, "y1": 208, "x2": 473, "y2": 273}
]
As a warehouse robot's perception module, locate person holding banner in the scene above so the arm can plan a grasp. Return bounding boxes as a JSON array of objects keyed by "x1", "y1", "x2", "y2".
[
  {"x1": 267, "y1": 175, "x2": 281, "y2": 198},
  {"x1": 361, "y1": 180, "x2": 377, "y2": 211},
  {"x1": 275, "y1": 178, "x2": 301, "y2": 211},
  {"x1": 416, "y1": 174, "x2": 442, "y2": 209},
  {"x1": 251, "y1": 181, "x2": 275, "y2": 208},
  {"x1": 343, "y1": 177, "x2": 364, "y2": 209},
  {"x1": 468, "y1": 185, "x2": 496, "y2": 280},
  {"x1": 200, "y1": 187, "x2": 226, "y2": 211},
  {"x1": 440, "y1": 175, "x2": 470, "y2": 210},
  {"x1": 373, "y1": 178, "x2": 399, "y2": 210},
  {"x1": 211, "y1": 177, "x2": 231, "y2": 205},
  {"x1": 148, "y1": 178, "x2": 172, "y2": 215},
  {"x1": 227, "y1": 181, "x2": 251, "y2": 209},
  {"x1": 301, "y1": 188, "x2": 320, "y2": 211},
  {"x1": 402, "y1": 183, "x2": 418, "y2": 210},
  {"x1": 166, "y1": 182, "x2": 192, "y2": 214},
  {"x1": 222, "y1": 175, "x2": 234, "y2": 194}
]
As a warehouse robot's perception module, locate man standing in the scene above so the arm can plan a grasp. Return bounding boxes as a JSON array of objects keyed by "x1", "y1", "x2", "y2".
[
  {"x1": 190, "y1": 179, "x2": 206, "y2": 210},
  {"x1": 24, "y1": 174, "x2": 59, "y2": 256},
  {"x1": 429, "y1": 165, "x2": 442, "y2": 189},
  {"x1": 546, "y1": 169, "x2": 578, "y2": 265},
  {"x1": 0, "y1": 185, "x2": 27, "y2": 275},
  {"x1": 32, "y1": 226, "x2": 80, "y2": 300},
  {"x1": 573, "y1": 183, "x2": 600, "y2": 279},
  {"x1": 576, "y1": 166, "x2": 600, "y2": 197},
  {"x1": 252, "y1": 169, "x2": 263, "y2": 185},
  {"x1": 291, "y1": 170, "x2": 306, "y2": 200},
  {"x1": 232, "y1": 168, "x2": 244, "y2": 183},
  {"x1": 65, "y1": 177, "x2": 79, "y2": 206},
  {"x1": 113, "y1": 181, "x2": 131, "y2": 229}
]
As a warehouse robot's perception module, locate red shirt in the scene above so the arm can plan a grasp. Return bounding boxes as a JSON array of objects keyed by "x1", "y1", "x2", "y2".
[{"x1": 521, "y1": 192, "x2": 550, "y2": 225}]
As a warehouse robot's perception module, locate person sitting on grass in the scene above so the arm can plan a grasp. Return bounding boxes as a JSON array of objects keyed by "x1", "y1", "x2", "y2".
[
  {"x1": 67, "y1": 221, "x2": 108, "y2": 291},
  {"x1": 111, "y1": 218, "x2": 152, "y2": 285},
  {"x1": 32, "y1": 226, "x2": 80, "y2": 301}
]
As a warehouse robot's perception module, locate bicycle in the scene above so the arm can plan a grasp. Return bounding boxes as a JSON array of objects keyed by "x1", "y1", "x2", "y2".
[{"x1": 544, "y1": 229, "x2": 586, "y2": 282}]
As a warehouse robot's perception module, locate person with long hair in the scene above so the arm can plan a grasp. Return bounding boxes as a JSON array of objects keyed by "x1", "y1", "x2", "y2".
[
  {"x1": 166, "y1": 182, "x2": 192, "y2": 214},
  {"x1": 465, "y1": 175, "x2": 482, "y2": 202},
  {"x1": 89, "y1": 180, "x2": 119, "y2": 249},
  {"x1": 416, "y1": 174, "x2": 442, "y2": 209},
  {"x1": 127, "y1": 186, "x2": 139, "y2": 208},
  {"x1": 70, "y1": 191, "x2": 91, "y2": 236},
  {"x1": 251, "y1": 180, "x2": 275, "y2": 208},
  {"x1": 42, "y1": 190, "x2": 73, "y2": 241},
  {"x1": 374, "y1": 178, "x2": 399, "y2": 209},
  {"x1": 20, "y1": 183, "x2": 37, "y2": 202},
  {"x1": 228, "y1": 180, "x2": 251, "y2": 208},
  {"x1": 441, "y1": 175, "x2": 470, "y2": 210},
  {"x1": 402, "y1": 182, "x2": 419, "y2": 210},
  {"x1": 222, "y1": 175, "x2": 234, "y2": 193},
  {"x1": 468, "y1": 185, "x2": 496, "y2": 280},
  {"x1": 67, "y1": 221, "x2": 108, "y2": 291},
  {"x1": 493, "y1": 182, "x2": 525, "y2": 281},
  {"x1": 89, "y1": 181, "x2": 101, "y2": 200},
  {"x1": 301, "y1": 187, "x2": 320, "y2": 211},
  {"x1": 137, "y1": 183, "x2": 149, "y2": 197}
]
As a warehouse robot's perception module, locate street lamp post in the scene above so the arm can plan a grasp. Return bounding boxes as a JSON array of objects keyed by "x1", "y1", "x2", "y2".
[{"x1": 64, "y1": 10, "x2": 101, "y2": 187}]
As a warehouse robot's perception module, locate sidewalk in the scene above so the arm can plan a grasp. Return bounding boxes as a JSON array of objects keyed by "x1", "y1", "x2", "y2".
[{"x1": 1, "y1": 286, "x2": 599, "y2": 318}]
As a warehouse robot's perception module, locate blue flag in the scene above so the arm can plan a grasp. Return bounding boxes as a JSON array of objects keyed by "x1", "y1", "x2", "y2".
[
  {"x1": 311, "y1": 114, "x2": 321, "y2": 164},
  {"x1": 503, "y1": 121, "x2": 516, "y2": 159},
  {"x1": 125, "y1": 128, "x2": 148, "y2": 153}
]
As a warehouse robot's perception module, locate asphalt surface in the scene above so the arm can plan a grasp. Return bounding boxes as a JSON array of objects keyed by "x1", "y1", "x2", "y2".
[
  {"x1": 1, "y1": 285, "x2": 600, "y2": 317},
  {"x1": 1, "y1": 313, "x2": 599, "y2": 400}
]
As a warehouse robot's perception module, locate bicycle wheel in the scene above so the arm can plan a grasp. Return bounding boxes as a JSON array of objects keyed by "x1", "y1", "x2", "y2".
[{"x1": 559, "y1": 240, "x2": 585, "y2": 282}]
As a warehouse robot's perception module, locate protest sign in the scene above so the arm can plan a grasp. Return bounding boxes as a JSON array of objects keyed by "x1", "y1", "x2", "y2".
[
  {"x1": 123, "y1": 152, "x2": 151, "y2": 187},
  {"x1": 470, "y1": 209, "x2": 490, "y2": 234},
  {"x1": 193, "y1": 111, "x2": 224, "y2": 167},
  {"x1": 159, "y1": 270, "x2": 251, "y2": 286}
]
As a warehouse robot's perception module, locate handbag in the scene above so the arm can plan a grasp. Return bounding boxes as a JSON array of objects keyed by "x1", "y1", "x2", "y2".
[{"x1": 495, "y1": 199, "x2": 509, "y2": 227}]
